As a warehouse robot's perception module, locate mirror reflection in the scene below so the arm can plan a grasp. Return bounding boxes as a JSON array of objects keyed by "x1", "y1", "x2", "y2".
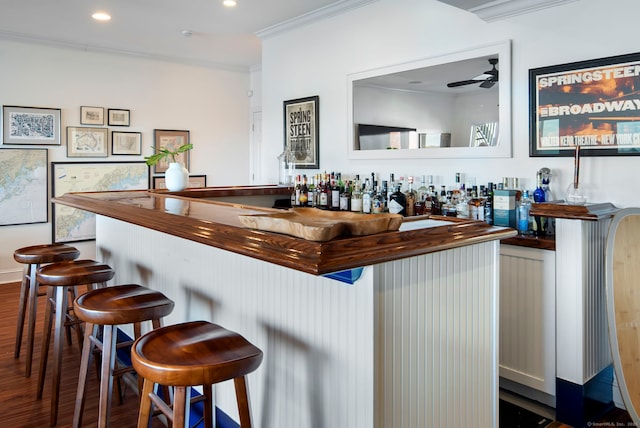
[{"x1": 348, "y1": 41, "x2": 511, "y2": 159}]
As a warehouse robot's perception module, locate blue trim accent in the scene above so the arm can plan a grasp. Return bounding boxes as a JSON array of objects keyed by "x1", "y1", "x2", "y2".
[
  {"x1": 323, "y1": 267, "x2": 364, "y2": 284},
  {"x1": 115, "y1": 328, "x2": 239, "y2": 427},
  {"x1": 556, "y1": 365, "x2": 615, "y2": 428}
]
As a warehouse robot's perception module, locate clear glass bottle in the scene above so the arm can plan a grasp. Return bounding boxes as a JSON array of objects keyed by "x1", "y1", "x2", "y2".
[
  {"x1": 517, "y1": 190, "x2": 532, "y2": 234},
  {"x1": 372, "y1": 185, "x2": 385, "y2": 214},
  {"x1": 362, "y1": 178, "x2": 372, "y2": 214}
]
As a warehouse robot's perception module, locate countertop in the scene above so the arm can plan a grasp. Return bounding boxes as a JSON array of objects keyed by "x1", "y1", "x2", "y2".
[{"x1": 53, "y1": 186, "x2": 517, "y2": 275}]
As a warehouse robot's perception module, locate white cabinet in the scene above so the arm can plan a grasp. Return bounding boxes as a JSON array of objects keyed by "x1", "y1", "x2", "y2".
[{"x1": 499, "y1": 244, "x2": 556, "y2": 401}]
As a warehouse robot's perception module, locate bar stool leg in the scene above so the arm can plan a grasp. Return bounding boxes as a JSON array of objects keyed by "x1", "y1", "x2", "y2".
[
  {"x1": 235, "y1": 376, "x2": 254, "y2": 427},
  {"x1": 24, "y1": 263, "x2": 40, "y2": 377},
  {"x1": 50, "y1": 285, "x2": 70, "y2": 426},
  {"x1": 203, "y1": 384, "x2": 214, "y2": 427},
  {"x1": 137, "y1": 379, "x2": 155, "y2": 428},
  {"x1": 173, "y1": 386, "x2": 190, "y2": 428},
  {"x1": 97, "y1": 324, "x2": 118, "y2": 428},
  {"x1": 37, "y1": 286, "x2": 55, "y2": 399},
  {"x1": 73, "y1": 322, "x2": 98, "y2": 428},
  {"x1": 14, "y1": 263, "x2": 30, "y2": 359}
]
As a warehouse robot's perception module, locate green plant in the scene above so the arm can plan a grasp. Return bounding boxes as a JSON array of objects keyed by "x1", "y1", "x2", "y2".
[{"x1": 144, "y1": 143, "x2": 193, "y2": 166}]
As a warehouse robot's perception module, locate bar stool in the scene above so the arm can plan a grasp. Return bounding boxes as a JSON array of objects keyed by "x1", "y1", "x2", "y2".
[
  {"x1": 36, "y1": 259, "x2": 115, "y2": 426},
  {"x1": 13, "y1": 244, "x2": 80, "y2": 377},
  {"x1": 132, "y1": 320, "x2": 263, "y2": 428},
  {"x1": 72, "y1": 284, "x2": 175, "y2": 428}
]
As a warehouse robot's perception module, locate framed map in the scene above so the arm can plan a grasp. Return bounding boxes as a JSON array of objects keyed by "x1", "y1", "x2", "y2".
[
  {"x1": 2, "y1": 106, "x2": 61, "y2": 145},
  {"x1": 51, "y1": 161, "x2": 149, "y2": 243},
  {"x1": 0, "y1": 148, "x2": 48, "y2": 226}
]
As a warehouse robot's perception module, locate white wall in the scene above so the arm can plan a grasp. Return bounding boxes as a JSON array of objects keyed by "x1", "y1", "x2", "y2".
[
  {"x1": 0, "y1": 39, "x2": 250, "y2": 282},
  {"x1": 260, "y1": 0, "x2": 640, "y2": 207}
]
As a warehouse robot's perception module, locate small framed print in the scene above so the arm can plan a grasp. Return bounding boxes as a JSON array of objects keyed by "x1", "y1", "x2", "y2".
[
  {"x1": 80, "y1": 106, "x2": 104, "y2": 125},
  {"x1": 112, "y1": 131, "x2": 142, "y2": 155},
  {"x1": 152, "y1": 129, "x2": 190, "y2": 174},
  {"x1": 2, "y1": 105, "x2": 61, "y2": 145},
  {"x1": 108, "y1": 108, "x2": 130, "y2": 126},
  {"x1": 153, "y1": 174, "x2": 206, "y2": 189},
  {"x1": 67, "y1": 126, "x2": 108, "y2": 157}
]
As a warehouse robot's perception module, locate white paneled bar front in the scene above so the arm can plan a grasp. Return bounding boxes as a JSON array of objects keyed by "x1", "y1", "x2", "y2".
[{"x1": 97, "y1": 215, "x2": 501, "y2": 428}]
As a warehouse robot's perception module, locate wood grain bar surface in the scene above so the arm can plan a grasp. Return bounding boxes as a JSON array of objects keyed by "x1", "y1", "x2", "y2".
[{"x1": 53, "y1": 187, "x2": 517, "y2": 275}]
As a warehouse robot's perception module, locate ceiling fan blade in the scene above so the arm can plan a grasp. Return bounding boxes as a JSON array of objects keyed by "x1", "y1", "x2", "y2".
[{"x1": 447, "y1": 79, "x2": 482, "y2": 88}]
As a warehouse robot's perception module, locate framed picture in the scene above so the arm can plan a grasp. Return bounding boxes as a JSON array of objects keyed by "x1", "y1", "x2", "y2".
[
  {"x1": 152, "y1": 129, "x2": 190, "y2": 174},
  {"x1": 283, "y1": 95, "x2": 319, "y2": 168},
  {"x1": 67, "y1": 126, "x2": 108, "y2": 157},
  {"x1": 108, "y1": 108, "x2": 130, "y2": 126},
  {"x1": 152, "y1": 174, "x2": 206, "y2": 189},
  {"x1": 112, "y1": 131, "x2": 142, "y2": 155},
  {"x1": 2, "y1": 105, "x2": 61, "y2": 145},
  {"x1": 0, "y1": 148, "x2": 48, "y2": 226},
  {"x1": 530, "y1": 51, "x2": 640, "y2": 157},
  {"x1": 51, "y1": 161, "x2": 149, "y2": 243},
  {"x1": 80, "y1": 106, "x2": 105, "y2": 125}
]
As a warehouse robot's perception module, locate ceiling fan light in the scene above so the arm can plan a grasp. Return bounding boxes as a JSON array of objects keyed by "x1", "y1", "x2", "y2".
[{"x1": 223, "y1": 0, "x2": 237, "y2": 6}]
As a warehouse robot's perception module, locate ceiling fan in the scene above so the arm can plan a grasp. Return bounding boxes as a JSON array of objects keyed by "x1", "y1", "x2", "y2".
[{"x1": 447, "y1": 58, "x2": 498, "y2": 89}]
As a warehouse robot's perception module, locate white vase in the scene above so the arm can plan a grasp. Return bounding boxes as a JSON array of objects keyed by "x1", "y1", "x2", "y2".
[{"x1": 165, "y1": 162, "x2": 189, "y2": 191}]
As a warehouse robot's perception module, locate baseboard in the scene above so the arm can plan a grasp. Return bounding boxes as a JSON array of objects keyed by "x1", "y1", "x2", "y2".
[
  {"x1": 115, "y1": 329, "x2": 240, "y2": 428},
  {"x1": 0, "y1": 267, "x2": 21, "y2": 284}
]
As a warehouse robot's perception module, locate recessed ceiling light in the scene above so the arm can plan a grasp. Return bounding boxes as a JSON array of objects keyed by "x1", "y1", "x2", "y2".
[
  {"x1": 223, "y1": 0, "x2": 237, "y2": 7},
  {"x1": 92, "y1": 11, "x2": 111, "y2": 21}
]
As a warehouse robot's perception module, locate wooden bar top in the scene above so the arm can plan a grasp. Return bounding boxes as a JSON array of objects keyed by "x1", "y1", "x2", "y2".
[
  {"x1": 530, "y1": 201, "x2": 618, "y2": 221},
  {"x1": 53, "y1": 186, "x2": 517, "y2": 276}
]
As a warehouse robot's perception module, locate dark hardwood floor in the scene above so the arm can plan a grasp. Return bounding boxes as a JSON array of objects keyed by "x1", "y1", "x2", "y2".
[{"x1": 0, "y1": 281, "x2": 162, "y2": 428}]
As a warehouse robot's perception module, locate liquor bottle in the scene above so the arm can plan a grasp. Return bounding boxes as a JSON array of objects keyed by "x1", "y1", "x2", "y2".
[
  {"x1": 339, "y1": 180, "x2": 351, "y2": 211},
  {"x1": 405, "y1": 176, "x2": 417, "y2": 216},
  {"x1": 468, "y1": 191, "x2": 485, "y2": 221},
  {"x1": 318, "y1": 174, "x2": 329, "y2": 209},
  {"x1": 291, "y1": 174, "x2": 300, "y2": 207},
  {"x1": 417, "y1": 175, "x2": 428, "y2": 203},
  {"x1": 388, "y1": 182, "x2": 407, "y2": 216},
  {"x1": 533, "y1": 172, "x2": 545, "y2": 203},
  {"x1": 299, "y1": 174, "x2": 309, "y2": 207},
  {"x1": 331, "y1": 172, "x2": 340, "y2": 211},
  {"x1": 350, "y1": 175, "x2": 363, "y2": 213},
  {"x1": 372, "y1": 185, "x2": 385, "y2": 214},
  {"x1": 307, "y1": 174, "x2": 318, "y2": 207},
  {"x1": 362, "y1": 178, "x2": 373, "y2": 214},
  {"x1": 425, "y1": 185, "x2": 436, "y2": 215},
  {"x1": 484, "y1": 182, "x2": 494, "y2": 225},
  {"x1": 517, "y1": 190, "x2": 532, "y2": 234},
  {"x1": 381, "y1": 180, "x2": 389, "y2": 212}
]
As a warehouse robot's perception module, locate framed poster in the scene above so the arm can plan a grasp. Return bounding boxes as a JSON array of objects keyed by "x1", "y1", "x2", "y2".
[
  {"x1": 152, "y1": 129, "x2": 190, "y2": 174},
  {"x1": 67, "y1": 126, "x2": 108, "y2": 157},
  {"x1": 112, "y1": 131, "x2": 142, "y2": 155},
  {"x1": 51, "y1": 161, "x2": 149, "y2": 243},
  {"x1": 283, "y1": 96, "x2": 319, "y2": 168},
  {"x1": 0, "y1": 148, "x2": 48, "y2": 226},
  {"x1": 2, "y1": 105, "x2": 61, "y2": 145},
  {"x1": 108, "y1": 108, "x2": 130, "y2": 126},
  {"x1": 152, "y1": 174, "x2": 206, "y2": 189},
  {"x1": 530, "y1": 52, "x2": 640, "y2": 157},
  {"x1": 80, "y1": 106, "x2": 105, "y2": 125}
]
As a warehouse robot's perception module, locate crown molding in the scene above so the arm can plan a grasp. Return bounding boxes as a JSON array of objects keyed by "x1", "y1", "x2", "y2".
[
  {"x1": 438, "y1": 0, "x2": 579, "y2": 22},
  {"x1": 255, "y1": 0, "x2": 378, "y2": 40},
  {"x1": 0, "y1": 30, "x2": 252, "y2": 72}
]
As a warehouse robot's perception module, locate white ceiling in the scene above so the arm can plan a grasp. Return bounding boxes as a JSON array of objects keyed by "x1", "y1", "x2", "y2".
[{"x1": 0, "y1": 0, "x2": 370, "y2": 71}]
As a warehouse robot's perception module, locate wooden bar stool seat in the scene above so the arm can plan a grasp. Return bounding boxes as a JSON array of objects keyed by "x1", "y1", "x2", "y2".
[
  {"x1": 132, "y1": 320, "x2": 263, "y2": 428},
  {"x1": 72, "y1": 284, "x2": 175, "y2": 428},
  {"x1": 13, "y1": 244, "x2": 80, "y2": 377},
  {"x1": 36, "y1": 259, "x2": 115, "y2": 426}
]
